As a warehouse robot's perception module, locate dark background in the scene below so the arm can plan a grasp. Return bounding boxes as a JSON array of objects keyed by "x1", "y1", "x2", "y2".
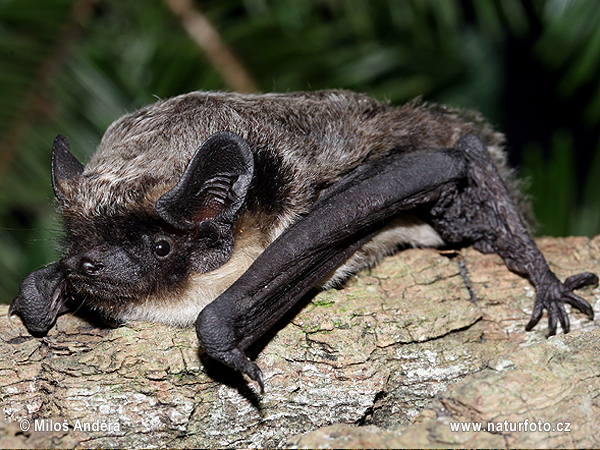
[{"x1": 1, "y1": 0, "x2": 600, "y2": 303}]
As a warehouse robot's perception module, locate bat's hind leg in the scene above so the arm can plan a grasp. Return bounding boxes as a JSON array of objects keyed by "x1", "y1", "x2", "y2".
[{"x1": 430, "y1": 134, "x2": 598, "y2": 335}]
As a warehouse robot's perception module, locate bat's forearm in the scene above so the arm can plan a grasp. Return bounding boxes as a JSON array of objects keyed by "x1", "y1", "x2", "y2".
[{"x1": 196, "y1": 149, "x2": 468, "y2": 385}]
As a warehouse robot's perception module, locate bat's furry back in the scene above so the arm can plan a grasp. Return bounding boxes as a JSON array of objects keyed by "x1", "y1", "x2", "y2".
[{"x1": 52, "y1": 90, "x2": 518, "y2": 327}]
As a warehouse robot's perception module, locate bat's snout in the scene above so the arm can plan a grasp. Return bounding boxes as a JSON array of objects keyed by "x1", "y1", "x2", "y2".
[
  {"x1": 80, "y1": 257, "x2": 105, "y2": 277},
  {"x1": 62, "y1": 250, "x2": 107, "y2": 279}
]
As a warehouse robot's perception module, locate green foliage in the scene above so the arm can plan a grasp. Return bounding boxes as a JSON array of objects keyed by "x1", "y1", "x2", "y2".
[
  {"x1": 1, "y1": 0, "x2": 599, "y2": 302},
  {"x1": 521, "y1": 129, "x2": 576, "y2": 236}
]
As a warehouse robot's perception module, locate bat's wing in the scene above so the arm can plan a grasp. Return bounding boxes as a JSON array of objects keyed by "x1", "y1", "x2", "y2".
[
  {"x1": 196, "y1": 145, "x2": 468, "y2": 390},
  {"x1": 197, "y1": 134, "x2": 597, "y2": 391},
  {"x1": 10, "y1": 262, "x2": 68, "y2": 335}
]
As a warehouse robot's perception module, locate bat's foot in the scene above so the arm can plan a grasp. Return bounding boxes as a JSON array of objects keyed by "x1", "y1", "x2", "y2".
[{"x1": 526, "y1": 272, "x2": 598, "y2": 336}]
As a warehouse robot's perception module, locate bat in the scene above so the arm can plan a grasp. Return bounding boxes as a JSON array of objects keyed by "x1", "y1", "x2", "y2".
[{"x1": 10, "y1": 90, "x2": 598, "y2": 391}]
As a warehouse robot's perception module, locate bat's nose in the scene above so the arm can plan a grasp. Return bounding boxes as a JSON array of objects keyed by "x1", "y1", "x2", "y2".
[{"x1": 80, "y1": 257, "x2": 104, "y2": 276}]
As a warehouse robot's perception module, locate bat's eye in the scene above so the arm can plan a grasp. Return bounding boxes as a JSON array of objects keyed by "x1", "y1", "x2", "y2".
[{"x1": 153, "y1": 238, "x2": 173, "y2": 259}]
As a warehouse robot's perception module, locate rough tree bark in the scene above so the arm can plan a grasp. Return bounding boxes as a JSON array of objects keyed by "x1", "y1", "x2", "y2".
[{"x1": 1, "y1": 237, "x2": 599, "y2": 448}]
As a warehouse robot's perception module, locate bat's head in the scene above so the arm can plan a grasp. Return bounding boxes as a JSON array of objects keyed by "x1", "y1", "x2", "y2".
[{"x1": 11, "y1": 131, "x2": 255, "y2": 333}]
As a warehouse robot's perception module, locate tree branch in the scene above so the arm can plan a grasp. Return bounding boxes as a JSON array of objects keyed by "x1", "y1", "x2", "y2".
[
  {"x1": 0, "y1": 0, "x2": 98, "y2": 182},
  {"x1": 164, "y1": 0, "x2": 258, "y2": 93},
  {"x1": 1, "y1": 237, "x2": 599, "y2": 447}
]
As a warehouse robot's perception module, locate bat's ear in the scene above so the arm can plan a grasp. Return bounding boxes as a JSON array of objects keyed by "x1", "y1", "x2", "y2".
[
  {"x1": 156, "y1": 131, "x2": 254, "y2": 230},
  {"x1": 51, "y1": 135, "x2": 84, "y2": 203}
]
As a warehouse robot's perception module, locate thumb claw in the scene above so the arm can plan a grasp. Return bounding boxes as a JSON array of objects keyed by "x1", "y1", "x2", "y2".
[{"x1": 228, "y1": 349, "x2": 265, "y2": 393}]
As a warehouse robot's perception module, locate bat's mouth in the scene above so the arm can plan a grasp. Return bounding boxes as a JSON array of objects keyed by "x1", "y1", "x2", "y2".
[
  {"x1": 64, "y1": 273, "x2": 144, "y2": 307},
  {"x1": 62, "y1": 276, "x2": 142, "y2": 327}
]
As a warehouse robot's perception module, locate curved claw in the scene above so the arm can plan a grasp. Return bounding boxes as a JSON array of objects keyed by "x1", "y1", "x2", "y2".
[
  {"x1": 525, "y1": 300, "x2": 544, "y2": 331},
  {"x1": 556, "y1": 300, "x2": 569, "y2": 335},
  {"x1": 564, "y1": 272, "x2": 599, "y2": 291},
  {"x1": 231, "y1": 349, "x2": 264, "y2": 394},
  {"x1": 526, "y1": 271, "x2": 596, "y2": 336},
  {"x1": 564, "y1": 291, "x2": 595, "y2": 320},
  {"x1": 205, "y1": 347, "x2": 264, "y2": 393}
]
